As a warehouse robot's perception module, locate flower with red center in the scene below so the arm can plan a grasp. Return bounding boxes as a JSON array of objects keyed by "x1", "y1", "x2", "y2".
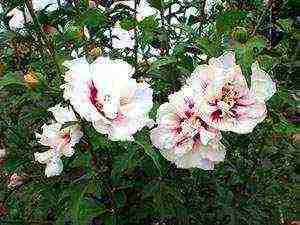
[
  {"x1": 62, "y1": 57, "x2": 153, "y2": 141},
  {"x1": 34, "y1": 123, "x2": 83, "y2": 177},
  {"x1": 151, "y1": 86, "x2": 226, "y2": 170},
  {"x1": 187, "y1": 52, "x2": 276, "y2": 134},
  {"x1": 34, "y1": 104, "x2": 82, "y2": 177}
]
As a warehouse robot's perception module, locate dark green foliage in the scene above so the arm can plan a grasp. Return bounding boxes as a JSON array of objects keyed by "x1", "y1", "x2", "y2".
[{"x1": 0, "y1": 0, "x2": 298, "y2": 225}]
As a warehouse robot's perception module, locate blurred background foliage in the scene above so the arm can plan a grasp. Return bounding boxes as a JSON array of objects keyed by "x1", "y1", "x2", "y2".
[{"x1": 0, "y1": 0, "x2": 299, "y2": 224}]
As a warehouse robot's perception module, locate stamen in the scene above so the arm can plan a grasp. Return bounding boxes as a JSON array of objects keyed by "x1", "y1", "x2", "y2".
[
  {"x1": 172, "y1": 126, "x2": 182, "y2": 134},
  {"x1": 184, "y1": 97, "x2": 194, "y2": 109},
  {"x1": 192, "y1": 133, "x2": 200, "y2": 142},
  {"x1": 185, "y1": 111, "x2": 193, "y2": 118}
]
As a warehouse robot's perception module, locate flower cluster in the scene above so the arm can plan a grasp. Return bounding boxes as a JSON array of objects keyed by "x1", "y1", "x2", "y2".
[
  {"x1": 33, "y1": 52, "x2": 275, "y2": 176},
  {"x1": 13, "y1": 1, "x2": 276, "y2": 176},
  {"x1": 151, "y1": 52, "x2": 276, "y2": 169}
]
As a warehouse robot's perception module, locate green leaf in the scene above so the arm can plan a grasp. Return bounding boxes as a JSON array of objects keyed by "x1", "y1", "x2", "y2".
[
  {"x1": 112, "y1": 145, "x2": 138, "y2": 176},
  {"x1": 151, "y1": 57, "x2": 177, "y2": 68},
  {"x1": 139, "y1": 16, "x2": 159, "y2": 31},
  {"x1": 115, "y1": 190, "x2": 126, "y2": 208},
  {"x1": 0, "y1": 72, "x2": 25, "y2": 90},
  {"x1": 104, "y1": 214, "x2": 117, "y2": 225},
  {"x1": 216, "y1": 10, "x2": 249, "y2": 33},
  {"x1": 148, "y1": 0, "x2": 164, "y2": 10},
  {"x1": 79, "y1": 197, "x2": 106, "y2": 224},
  {"x1": 82, "y1": 9, "x2": 106, "y2": 27},
  {"x1": 246, "y1": 36, "x2": 267, "y2": 54},
  {"x1": 235, "y1": 36, "x2": 267, "y2": 85},
  {"x1": 120, "y1": 17, "x2": 136, "y2": 31},
  {"x1": 3, "y1": 159, "x2": 27, "y2": 173},
  {"x1": 134, "y1": 130, "x2": 166, "y2": 176},
  {"x1": 276, "y1": 19, "x2": 293, "y2": 33}
]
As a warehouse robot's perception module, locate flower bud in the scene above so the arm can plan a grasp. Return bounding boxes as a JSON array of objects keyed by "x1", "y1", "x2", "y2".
[
  {"x1": 24, "y1": 69, "x2": 39, "y2": 88},
  {"x1": 0, "y1": 63, "x2": 5, "y2": 77},
  {"x1": 8, "y1": 173, "x2": 23, "y2": 188},
  {"x1": 88, "y1": 44, "x2": 102, "y2": 58},
  {"x1": 231, "y1": 26, "x2": 249, "y2": 43}
]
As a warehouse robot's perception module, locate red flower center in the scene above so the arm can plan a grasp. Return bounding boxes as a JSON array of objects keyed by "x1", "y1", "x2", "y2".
[
  {"x1": 89, "y1": 81, "x2": 103, "y2": 112},
  {"x1": 211, "y1": 109, "x2": 222, "y2": 123},
  {"x1": 62, "y1": 132, "x2": 71, "y2": 143}
]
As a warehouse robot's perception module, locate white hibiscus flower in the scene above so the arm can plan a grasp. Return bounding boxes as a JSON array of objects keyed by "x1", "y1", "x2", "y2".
[
  {"x1": 112, "y1": 0, "x2": 159, "y2": 21},
  {"x1": 151, "y1": 86, "x2": 226, "y2": 170},
  {"x1": 62, "y1": 57, "x2": 154, "y2": 141},
  {"x1": 35, "y1": 123, "x2": 83, "y2": 177},
  {"x1": 187, "y1": 51, "x2": 276, "y2": 134},
  {"x1": 35, "y1": 104, "x2": 82, "y2": 177}
]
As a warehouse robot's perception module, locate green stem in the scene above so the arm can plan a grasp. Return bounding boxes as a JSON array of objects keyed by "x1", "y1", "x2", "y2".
[
  {"x1": 24, "y1": 0, "x2": 61, "y2": 74},
  {"x1": 134, "y1": 0, "x2": 138, "y2": 64}
]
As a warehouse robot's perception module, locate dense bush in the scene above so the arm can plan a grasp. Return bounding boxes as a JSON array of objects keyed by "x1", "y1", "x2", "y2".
[{"x1": 0, "y1": 0, "x2": 298, "y2": 224}]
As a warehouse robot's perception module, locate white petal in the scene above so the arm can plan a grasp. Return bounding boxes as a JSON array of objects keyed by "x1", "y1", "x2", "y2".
[
  {"x1": 0, "y1": 148, "x2": 6, "y2": 158},
  {"x1": 45, "y1": 158, "x2": 63, "y2": 177},
  {"x1": 32, "y1": 0, "x2": 65, "y2": 12},
  {"x1": 48, "y1": 103, "x2": 77, "y2": 124},
  {"x1": 34, "y1": 150, "x2": 52, "y2": 164},
  {"x1": 200, "y1": 129, "x2": 217, "y2": 146},
  {"x1": 250, "y1": 62, "x2": 276, "y2": 102},
  {"x1": 7, "y1": 8, "x2": 27, "y2": 30},
  {"x1": 36, "y1": 123, "x2": 62, "y2": 147},
  {"x1": 111, "y1": 26, "x2": 135, "y2": 49},
  {"x1": 63, "y1": 57, "x2": 91, "y2": 80},
  {"x1": 68, "y1": 126, "x2": 83, "y2": 146},
  {"x1": 109, "y1": 115, "x2": 153, "y2": 141},
  {"x1": 204, "y1": 0, "x2": 222, "y2": 15}
]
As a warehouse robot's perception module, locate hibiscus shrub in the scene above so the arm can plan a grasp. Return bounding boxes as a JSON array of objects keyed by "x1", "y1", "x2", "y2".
[{"x1": 0, "y1": 0, "x2": 298, "y2": 224}]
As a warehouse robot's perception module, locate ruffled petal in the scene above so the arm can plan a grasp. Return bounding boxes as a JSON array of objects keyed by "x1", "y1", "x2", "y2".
[
  {"x1": 32, "y1": 0, "x2": 62, "y2": 12},
  {"x1": 61, "y1": 144, "x2": 75, "y2": 158},
  {"x1": 36, "y1": 123, "x2": 62, "y2": 147},
  {"x1": 109, "y1": 115, "x2": 153, "y2": 141},
  {"x1": 186, "y1": 65, "x2": 210, "y2": 96},
  {"x1": 251, "y1": 62, "x2": 276, "y2": 102},
  {"x1": 7, "y1": 8, "x2": 27, "y2": 30},
  {"x1": 111, "y1": 26, "x2": 135, "y2": 49},
  {"x1": 209, "y1": 51, "x2": 236, "y2": 72},
  {"x1": 229, "y1": 102, "x2": 267, "y2": 134},
  {"x1": 63, "y1": 57, "x2": 92, "y2": 82},
  {"x1": 150, "y1": 127, "x2": 177, "y2": 150},
  {"x1": 45, "y1": 158, "x2": 63, "y2": 177},
  {"x1": 120, "y1": 81, "x2": 153, "y2": 118},
  {"x1": 34, "y1": 150, "x2": 52, "y2": 164},
  {"x1": 48, "y1": 103, "x2": 77, "y2": 124}
]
